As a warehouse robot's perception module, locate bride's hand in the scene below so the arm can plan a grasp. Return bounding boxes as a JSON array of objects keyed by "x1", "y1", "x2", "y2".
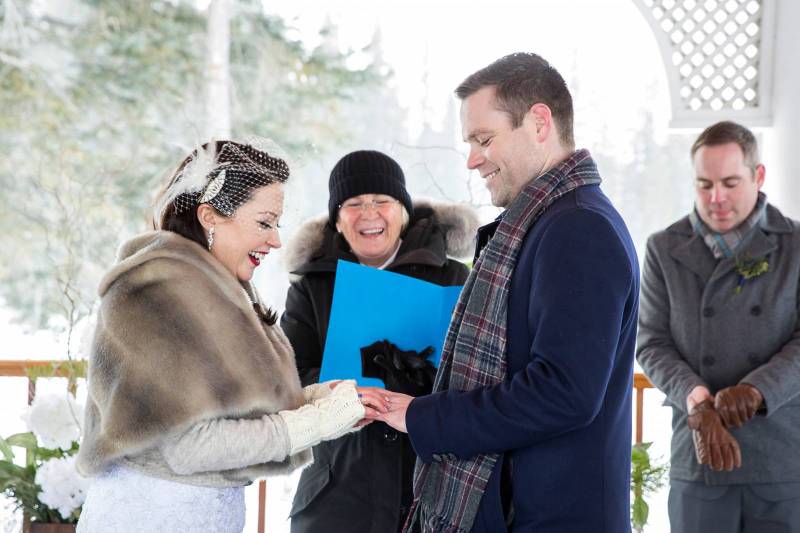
[{"x1": 355, "y1": 386, "x2": 391, "y2": 418}]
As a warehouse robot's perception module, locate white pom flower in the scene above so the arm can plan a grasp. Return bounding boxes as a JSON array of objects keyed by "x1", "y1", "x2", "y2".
[
  {"x1": 22, "y1": 393, "x2": 83, "y2": 450},
  {"x1": 1, "y1": 497, "x2": 22, "y2": 533},
  {"x1": 34, "y1": 455, "x2": 91, "y2": 520}
]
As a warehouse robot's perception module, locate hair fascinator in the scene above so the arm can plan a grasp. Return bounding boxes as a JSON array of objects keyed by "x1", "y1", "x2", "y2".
[{"x1": 156, "y1": 137, "x2": 290, "y2": 220}]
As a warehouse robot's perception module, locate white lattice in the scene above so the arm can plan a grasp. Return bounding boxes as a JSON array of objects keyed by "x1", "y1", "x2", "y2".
[
  {"x1": 642, "y1": 0, "x2": 763, "y2": 111},
  {"x1": 634, "y1": 0, "x2": 775, "y2": 126}
]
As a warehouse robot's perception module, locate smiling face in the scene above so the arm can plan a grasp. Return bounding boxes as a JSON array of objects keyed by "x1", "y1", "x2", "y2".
[
  {"x1": 461, "y1": 86, "x2": 545, "y2": 208},
  {"x1": 198, "y1": 182, "x2": 284, "y2": 281},
  {"x1": 335, "y1": 193, "x2": 404, "y2": 267},
  {"x1": 693, "y1": 142, "x2": 765, "y2": 233}
]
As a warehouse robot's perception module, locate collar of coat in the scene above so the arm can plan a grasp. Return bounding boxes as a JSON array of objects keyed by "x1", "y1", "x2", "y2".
[
  {"x1": 665, "y1": 202, "x2": 795, "y2": 283},
  {"x1": 282, "y1": 199, "x2": 480, "y2": 278},
  {"x1": 667, "y1": 201, "x2": 793, "y2": 237}
]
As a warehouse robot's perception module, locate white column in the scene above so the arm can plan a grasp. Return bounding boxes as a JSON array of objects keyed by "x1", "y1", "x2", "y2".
[{"x1": 764, "y1": 0, "x2": 800, "y2": 218}]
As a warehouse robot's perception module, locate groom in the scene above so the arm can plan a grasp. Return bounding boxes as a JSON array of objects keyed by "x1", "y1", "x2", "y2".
[{"x1": 375, "y1": 52, "x2": 639, "y2": 533}]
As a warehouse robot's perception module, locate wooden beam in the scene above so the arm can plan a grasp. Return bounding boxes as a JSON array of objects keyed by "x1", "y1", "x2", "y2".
[
  {"x1": 258, "y1": 480, "x2": 266, "y2": 533},
  {"x1": 633, "y1": 373, "x2": 653, "y2": 444}
]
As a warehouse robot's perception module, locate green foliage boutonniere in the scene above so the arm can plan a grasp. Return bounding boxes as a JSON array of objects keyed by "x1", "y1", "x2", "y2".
[{"x1": 734, "y1": 255, "x2": 769, "y2": 294}]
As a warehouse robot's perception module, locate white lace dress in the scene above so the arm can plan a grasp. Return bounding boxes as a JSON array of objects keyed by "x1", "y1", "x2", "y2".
[{"x1": 76, "y1": 465, "x2": 246, "y2": 533}]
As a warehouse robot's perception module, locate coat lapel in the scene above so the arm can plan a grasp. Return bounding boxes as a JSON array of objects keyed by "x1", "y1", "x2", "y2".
[
  {"x1": 668, "y1": 206, "x2": 788, "y2": 285},
  {"x1": 670, "y1": 233, "x2": 717, "y2": 283}
]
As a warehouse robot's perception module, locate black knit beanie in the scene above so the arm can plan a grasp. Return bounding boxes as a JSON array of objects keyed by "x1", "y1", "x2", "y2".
[{"x1": 328, "y1": 150, "x2": 413, "y2": 223}]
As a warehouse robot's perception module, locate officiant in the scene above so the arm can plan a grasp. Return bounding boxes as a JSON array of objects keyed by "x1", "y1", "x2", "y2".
[{"x1": 281, "y1": 149, "x2": 478, "y2": 533}]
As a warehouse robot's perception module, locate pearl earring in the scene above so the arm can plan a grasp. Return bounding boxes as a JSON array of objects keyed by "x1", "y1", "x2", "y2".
[{"x1": 207, "y1": 227, "x2": 215, "y2": 250}]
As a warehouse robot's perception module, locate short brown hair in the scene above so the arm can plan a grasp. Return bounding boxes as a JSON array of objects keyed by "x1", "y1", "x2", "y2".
[
  {"x1": 455, "y1": 52, "x2": 575, "y2": 149},
  {"x1": 691, "y1": 121, "x2": 759, "y2": 171}
]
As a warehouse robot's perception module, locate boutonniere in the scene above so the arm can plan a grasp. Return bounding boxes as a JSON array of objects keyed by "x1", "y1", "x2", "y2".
[{"x1": 734, "y1": 255, "x2": 769, "y2": 294}]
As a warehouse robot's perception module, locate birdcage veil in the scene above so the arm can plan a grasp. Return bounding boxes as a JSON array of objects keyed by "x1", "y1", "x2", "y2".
[{"x1": 155, "y1": 137, "x2": 291, "y2": 223}]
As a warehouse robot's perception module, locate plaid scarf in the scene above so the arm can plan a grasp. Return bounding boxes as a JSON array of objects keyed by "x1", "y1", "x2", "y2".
[
  {"x1": 404, "y1": 149, "x2": 602, "y2": 533},
  {"x1": 689, "y1": 192, "x2": 767, "y2": 259}
]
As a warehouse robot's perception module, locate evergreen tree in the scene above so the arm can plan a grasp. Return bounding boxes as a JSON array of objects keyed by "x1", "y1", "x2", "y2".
[{"x1": 0, "y1": 0, "x2": 386, "y2": 335}]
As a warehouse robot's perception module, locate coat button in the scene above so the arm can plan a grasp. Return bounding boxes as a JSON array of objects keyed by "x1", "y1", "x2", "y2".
[
  {"x1": 702, "y1": 307, "x2": 714, "y2": 318},
  {"x1": 702, "y1": 356, "x2": 715, "y2": 366},
  {"x1": 383, "y1": 429, "x2": 399, "y2": 442},
  {"x1": 750, "y1": 305, "x2": 762, "y2": 316}
]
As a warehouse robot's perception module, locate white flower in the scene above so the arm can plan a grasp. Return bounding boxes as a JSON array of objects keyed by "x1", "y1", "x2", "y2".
[
  {"x1": 35, "y1": 455, "x2": 91, "y2": 520},
  {"x1": 22, "y1": 393, "x2": 83, "y2": 450},
  {"x1": 1, "y1": 497, "x2": 22, "y2": 533}
]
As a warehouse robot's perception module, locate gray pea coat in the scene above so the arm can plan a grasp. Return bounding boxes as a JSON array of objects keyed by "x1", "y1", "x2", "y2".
[{"x1": 637, "y1": 203, "x2": 800, "y2": 485}]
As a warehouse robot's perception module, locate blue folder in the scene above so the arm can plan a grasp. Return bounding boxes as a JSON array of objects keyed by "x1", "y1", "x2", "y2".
[{"x1": 319, "y1": 260, "x2": 463, "y2": 387}]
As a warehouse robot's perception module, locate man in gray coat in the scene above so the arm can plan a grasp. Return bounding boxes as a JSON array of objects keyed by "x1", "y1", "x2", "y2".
[{"x1": 637, "y1": 120, "x2": 800, "y2": 532}]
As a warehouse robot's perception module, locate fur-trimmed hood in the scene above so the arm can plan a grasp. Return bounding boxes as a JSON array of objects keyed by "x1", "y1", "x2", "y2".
[{"x1": 283, "y1": 199, "x2": 480, "y2": 275}]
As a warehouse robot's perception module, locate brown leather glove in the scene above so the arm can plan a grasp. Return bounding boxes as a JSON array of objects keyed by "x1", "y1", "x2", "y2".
[
  {"x1": 714, "y1": 383, "x2": 763, "y2": 429},
  {"x1": 687, "y1": 400, "x2": 742, "y2": 471}
]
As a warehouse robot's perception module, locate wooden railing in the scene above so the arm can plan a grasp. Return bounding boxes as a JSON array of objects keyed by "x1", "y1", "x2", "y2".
[
  {"x1": 634, "y1": 372, "x2": 655, "y2": 443},
  {"x1": 0, "y1": 360, "x2": 83, "y2": 403},
  {"x1": 0, "y1": 360, "x2": 269, "y2": 533},
  {"x1": 1, "y1": 360, "x2": 656, "y2": 531}
]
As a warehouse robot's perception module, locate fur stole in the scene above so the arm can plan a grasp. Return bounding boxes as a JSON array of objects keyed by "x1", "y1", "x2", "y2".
[{"x1": 77, "y1": 231, "x2": 308, "y2": 478}]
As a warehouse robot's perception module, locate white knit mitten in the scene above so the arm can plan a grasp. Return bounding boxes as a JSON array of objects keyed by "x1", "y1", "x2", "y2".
[
  {"x1": 302, "y1": 381, "x2": 335, "y2": 403},
  {"x1": 314, "y1": 380, "x2": 365, "y2": 441},
  {"x1": 279, "y1": 381, "x2": 364, "y2": 455},
  {"x1": 278, "y1": 403, "x2": 322, "y2": 456}
]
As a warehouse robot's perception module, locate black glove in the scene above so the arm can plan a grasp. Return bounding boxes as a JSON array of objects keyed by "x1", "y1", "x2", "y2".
[{"x1": 360, "y1": 340, "x2": 437, "y2": 396}]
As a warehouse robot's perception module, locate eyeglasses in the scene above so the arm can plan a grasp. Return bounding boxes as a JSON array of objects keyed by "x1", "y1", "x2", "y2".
[{"x1": 339, "y1": 198, "x2": 399, "y2": 213}]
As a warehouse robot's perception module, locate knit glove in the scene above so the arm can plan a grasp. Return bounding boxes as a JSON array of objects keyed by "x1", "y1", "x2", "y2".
[
  {"x1": 279, "y1": 381, "x2": 365, "y2": 455},
  {"x1": 687, "y1": 400, "x2": 742, "y2": 471},
  {"x1": 714, "y1": 383, "x2": 763, "y2": 429},
  {"x1": 302, "y1": 382, "x2": 335, "y2": 403}
]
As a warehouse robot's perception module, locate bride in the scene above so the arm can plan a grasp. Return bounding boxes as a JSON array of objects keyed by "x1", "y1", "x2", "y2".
[{"x1": 76, "y1": 140, "x2": 387, "y2": 532}]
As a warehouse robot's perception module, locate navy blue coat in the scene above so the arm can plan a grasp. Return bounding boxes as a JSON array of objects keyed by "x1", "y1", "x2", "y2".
[{"x1": 406, "y1": 185, "x2": 639, "y2": 532}]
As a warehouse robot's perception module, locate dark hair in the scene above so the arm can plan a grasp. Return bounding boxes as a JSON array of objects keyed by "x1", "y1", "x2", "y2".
[
  {"x1": 154, "y1": 140, "x2": 282, "y2": 325},
  {"x1": 455, "y1": 52, "x2": 575, "y2": 149},
  {"x1": 691, "y1": 121, "x2": 759, "y2": 172}
]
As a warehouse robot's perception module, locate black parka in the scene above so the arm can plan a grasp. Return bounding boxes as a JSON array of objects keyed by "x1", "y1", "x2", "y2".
[{"x1": 281, "y1": 200, "x2": 478, "y2": 533}]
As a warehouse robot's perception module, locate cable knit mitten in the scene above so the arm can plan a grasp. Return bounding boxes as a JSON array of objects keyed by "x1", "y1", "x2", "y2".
[
  {"x1": 302, "y1": 382, "x2": 335, "y2": 403},
  {"x1": 279, "y1": 381, "x2": 364, "y2": 455},
  {"x1": 314, "y1": 381, "x2": 365, "y2": 441},
  {"x1": 278, "y1": 403, "x2": 322, "y2": 456}
]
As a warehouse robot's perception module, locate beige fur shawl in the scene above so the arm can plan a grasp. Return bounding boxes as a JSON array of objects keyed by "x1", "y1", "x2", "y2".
[{"x1": 77, "y1": 231, "x2": 309, "y2": 479}]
